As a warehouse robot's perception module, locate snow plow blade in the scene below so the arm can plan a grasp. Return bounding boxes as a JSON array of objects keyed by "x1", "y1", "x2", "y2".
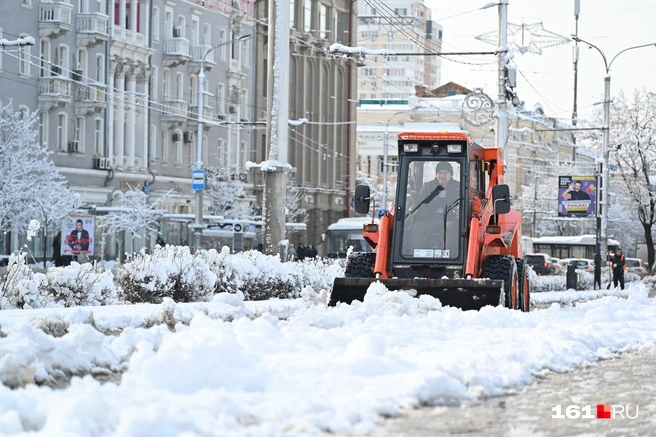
[{"x1": 329, "y1": 278, "x2": 504, "y2": 311}]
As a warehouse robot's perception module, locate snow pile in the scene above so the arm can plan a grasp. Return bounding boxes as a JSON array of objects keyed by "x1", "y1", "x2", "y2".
[{"x1": 0, "y1": 281, "x2": 654, "y2": 436}]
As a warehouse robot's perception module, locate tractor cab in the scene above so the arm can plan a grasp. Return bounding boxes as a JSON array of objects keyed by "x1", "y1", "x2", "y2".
[{"x1": 390, "y1": 134, "x2": 470, "y2": 279}]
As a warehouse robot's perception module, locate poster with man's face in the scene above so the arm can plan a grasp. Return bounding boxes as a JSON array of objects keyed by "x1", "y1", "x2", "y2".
[
  {"x1": 62, "y1": 215, "x2": 94, "y2": 255},
  {"x1": 558, "y1": 175, "x2": 596, "y2": 217}
]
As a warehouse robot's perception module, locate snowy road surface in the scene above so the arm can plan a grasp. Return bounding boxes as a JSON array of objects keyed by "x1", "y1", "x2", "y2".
[{"x1": 0, "y1": 282, "x2": 654, "y2": 436}]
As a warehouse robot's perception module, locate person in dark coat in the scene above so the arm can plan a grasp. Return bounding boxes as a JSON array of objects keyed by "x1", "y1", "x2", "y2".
[
  {"x1": 296, "y1": 243, "x2": 306, "y2": 261},
  {"x1": 611, "y1": 248, "x2": 626, "y2": 290},
  {"x1": 52, "y1": 232, "x2": 63, "y2": 267}
]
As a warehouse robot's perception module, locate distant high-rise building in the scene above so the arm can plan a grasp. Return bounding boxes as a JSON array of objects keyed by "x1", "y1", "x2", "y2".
[{"x1": 356, "y1": 0, "x2": 442, "y2": 103}]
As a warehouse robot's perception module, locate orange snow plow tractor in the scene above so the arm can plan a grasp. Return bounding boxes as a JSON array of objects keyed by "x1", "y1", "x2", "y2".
[{"x1": 329, "y1": 131, "x2": 529, "y2": 311}]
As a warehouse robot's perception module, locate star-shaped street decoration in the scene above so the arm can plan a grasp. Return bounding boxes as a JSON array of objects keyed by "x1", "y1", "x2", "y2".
[{"x1": 476, "y1": 22, "x2": 570, "y2": 55}]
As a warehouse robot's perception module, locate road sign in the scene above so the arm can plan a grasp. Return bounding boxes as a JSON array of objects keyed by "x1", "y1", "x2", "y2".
[{"x1": 191, "y1": 169, "x2": 205, "y2": 190}]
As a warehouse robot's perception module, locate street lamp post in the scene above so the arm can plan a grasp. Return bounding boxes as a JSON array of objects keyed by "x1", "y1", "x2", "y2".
[
  {"x1": 192, "y1": 34, "x2": 252, "y2": 249},
  {"x1": 572, "y1": 36, "x2": 656, "y2": 288}
]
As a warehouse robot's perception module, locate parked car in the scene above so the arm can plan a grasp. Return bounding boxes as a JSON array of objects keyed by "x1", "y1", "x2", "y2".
[
  {"x1": 550, "y1": 257, "x2": 564, "y2": 274},
  {"x1": 525, "y1": 253, "x2": 556, "y2": 275},
  {"x1": 625, "y1": 258, "x2": 648, "y2": 279},
  {"x1": 562, "y1": 258, "x2": 595, "y2": 273}
]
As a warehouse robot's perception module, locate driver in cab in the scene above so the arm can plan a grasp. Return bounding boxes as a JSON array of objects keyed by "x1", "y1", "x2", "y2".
[
  {"x1": 415, "y1": 162, "x2": 459, "y2": 213},
  {"x1": 406, "y1": 162, "x2": 460, "y2": 253}
]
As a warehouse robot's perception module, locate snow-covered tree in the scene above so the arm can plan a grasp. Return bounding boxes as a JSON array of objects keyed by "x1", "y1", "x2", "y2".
[
  {"x1": 602, "y1": 90, "x2": 656, "y2": 269},
  {"x1": 514, "y1": 162, "x2": 593, "y2": 237},
  {"x1": 0, "y1": 100, "x2": 82, "y2": 265},
  {"x1": 99, "y1": 186, "x2": 171, "y2": 257},
  {"x1": 205, "y1": 167, "x2": 253, "y2": 219}
]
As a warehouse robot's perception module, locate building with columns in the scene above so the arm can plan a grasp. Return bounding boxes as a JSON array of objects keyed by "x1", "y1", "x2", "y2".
[{"x1": 1, "y1": 0, "x2": 256, "y2": 257}]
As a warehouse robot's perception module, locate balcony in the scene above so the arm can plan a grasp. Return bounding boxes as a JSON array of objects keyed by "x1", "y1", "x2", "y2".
[
  {"x1": 161, "y1": 99, "x2": 188, "y2": 124},
  {"x1": 77, "y1": 13, "x2": 109, "y2": 47},
  {"x1": 227, "y1": 58, "x2": 247, "y2": 80},
  {"x1": 38, "y1": 77, "x2": 72, "y2": 111},
  {"x1": 110, "y1": 27, "x2": 151, "y2": 55},
  {"x1": 187, "y1": 105, "x2": 214, "y2": 127},
  {"x1": 163, "y1": 38, "x2": 191, "y2": 67},
  {"x1": 190, "y1": 45, "x2": 216, "y2": 73},
  {"x1": 75, "y1": 83, "x2": 107, "y2": 115},
  {"x1": 39, "y1": 2, "x2": 74, "y2": 38}
]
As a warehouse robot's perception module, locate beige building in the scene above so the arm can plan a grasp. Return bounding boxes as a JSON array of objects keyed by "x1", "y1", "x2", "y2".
[{"x1": 356, "y1": 84, "x2": 597, "y2": 236}]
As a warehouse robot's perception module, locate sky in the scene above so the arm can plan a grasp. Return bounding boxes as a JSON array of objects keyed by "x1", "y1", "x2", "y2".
[
  {"x1": 0, "y1": 260, "x2": 655, "y2": 436},
  {"x1": 426, "y1": 0, "x2": 656, "y2": 124}
]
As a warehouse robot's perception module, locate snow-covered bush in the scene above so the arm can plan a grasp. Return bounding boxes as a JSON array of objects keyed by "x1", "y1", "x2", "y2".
[
  {"x1": 202, "y1": 248, "x2": 343, "y2": 301},
  {"x1": 43, "y1": 262, "x2": 118, "y2": 307},
  {"x1": 203, "y1": 248, "x2": 301, "y2": 300},
  {"x1": 116, "y1": 245, "x2": 217, "y2": 304},
  {"x1": 0, "y1": 253, "x2": 52, "y2": 309}
]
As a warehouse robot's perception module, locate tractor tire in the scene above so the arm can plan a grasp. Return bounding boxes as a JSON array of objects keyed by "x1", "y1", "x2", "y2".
[
  {"x1": 344, "y1": 252, "x2": 376, "y2": 278},
  {"x1": 516, "y1": 258, "x2": 530, "y2": 312},
  {"x1": 481, "y1": 255, "x2": 518, "y2": 309}
]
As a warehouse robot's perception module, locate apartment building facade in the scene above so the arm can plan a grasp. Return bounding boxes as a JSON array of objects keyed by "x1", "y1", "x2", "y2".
[
  {"x1": 1, "y1": 0, "x2": 256, "y2": 256},
  {"x1": 357, "y1": 0, "x2": 442, "y2": 102}
]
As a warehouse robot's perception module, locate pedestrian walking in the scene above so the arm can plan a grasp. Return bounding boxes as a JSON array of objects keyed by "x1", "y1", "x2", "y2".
[{"x1": 611, "y1": 248, "x2": 626, "y2": 290}]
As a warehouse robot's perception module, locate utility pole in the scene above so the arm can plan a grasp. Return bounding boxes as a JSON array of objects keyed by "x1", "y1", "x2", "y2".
[
  {"x1": 571, "y1": 0, "x2": 580, "y2": 166},
  {"x1": 262, "y1": 0, "x2": 290, "y2": 259},
  {"x1": 495, "y1": 1, "x2": 509, "y2": 159}
]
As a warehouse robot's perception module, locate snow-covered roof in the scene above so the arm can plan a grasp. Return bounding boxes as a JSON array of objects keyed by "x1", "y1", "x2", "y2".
[
  {"x1": 532, "y1": 234, "x2": 621, "y2": 247},
  {"x1": 326, "y1": 217, "x2": 377, "y2": 231}
]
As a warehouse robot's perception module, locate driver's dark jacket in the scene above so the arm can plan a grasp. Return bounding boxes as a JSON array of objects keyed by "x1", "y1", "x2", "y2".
[{"x1": 414, "y1": 179, "x2": 460, "y2": 215}]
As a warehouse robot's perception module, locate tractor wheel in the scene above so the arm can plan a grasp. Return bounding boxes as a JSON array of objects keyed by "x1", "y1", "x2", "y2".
[
  {"x1": 344, "y1": 252, "x2": 376, "y2": 278},
  {"x1": 516, "y1": 258, "x2": 530, "y2": 312},
  {"x1": 481, "y1": 255, "x2": 518, "y2": 309}
]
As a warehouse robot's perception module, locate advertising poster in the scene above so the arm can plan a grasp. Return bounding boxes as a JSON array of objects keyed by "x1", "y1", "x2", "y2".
[
  {"x1": 62, "y1": 215, "x2": 95, "y2": 256},
  {"x1": 558, "y1": 175, "x2": 596, "y2": 217}
]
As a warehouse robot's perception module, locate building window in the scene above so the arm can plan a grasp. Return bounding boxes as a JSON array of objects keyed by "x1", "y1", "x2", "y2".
[
  {"x1": 150, "y1": 66, "x2": 158, "y2": 101},
  {"x1": 217, "y1": 83, "x2": 225, "y2": 115},
  {"x1": 76, "y1": 49, "x2": 87, "y2": 82},
  {"x1": 19, "y1": 43, "x2": 31, "y2": 76},
  {"x1": 162, "y1": 69, "x2": 170, "y2": 100},
  {"x1": 304, "y1": 0, "x2": 312, "y2": 32},
  {"x1": 39, "y1": 39, "x2": 51, "y2": 77},
  {"x1": 152, "y1": 7, "x2": 160, "y2": 42},
  {"x1": 94, "y1": 118, "x2": 103, "y2": 155},
  {"x1": 175, "y1": 132, "x2": 183, "y2": 165},
  {"x1": 175, "y1": 72, "x2": 183, "y2": 100},
  {"x1": 57, "y1": 113, "x2": 67, "y2": 151},
  {"x1": 75, "y1": 116, "x2": 85, "y2": 152},
  {"x1": 149, "y1": 125, "x2": 156, "y2": 162},
  {"x1": 240, "y1": 38, "x2": 250, "y2": 68},
  {"x1": 38, "y1": 112, "x2": 48, "y2": 145},
  {"x1": 95, "y1": 53, "x2": 104, "y2": 82},
  {"x1": 161, "y1": 130, "x2": 169, "y2": 163},
  {"x1": 189, "y1": 75, "x2": 197, "y2": 106},
  {"x1": 218, "y1": 29, "x2": 227, "y2": 61},
  {"x1": 319, "y1": 4, "x2": 329, "y2": 39}
]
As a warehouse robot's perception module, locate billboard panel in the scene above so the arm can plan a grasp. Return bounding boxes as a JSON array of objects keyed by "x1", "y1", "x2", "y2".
[
  {"x1": 558, "y1": 175, "x2": 596, "y2": 217},
  {"x1": 62, "y1": 215, "x2": 95, "y2": 256}
]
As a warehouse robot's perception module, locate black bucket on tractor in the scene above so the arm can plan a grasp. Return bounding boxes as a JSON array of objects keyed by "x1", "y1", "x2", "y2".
[{"x1": 329, "y1": 277, "x2": 505, "y2": 311}]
